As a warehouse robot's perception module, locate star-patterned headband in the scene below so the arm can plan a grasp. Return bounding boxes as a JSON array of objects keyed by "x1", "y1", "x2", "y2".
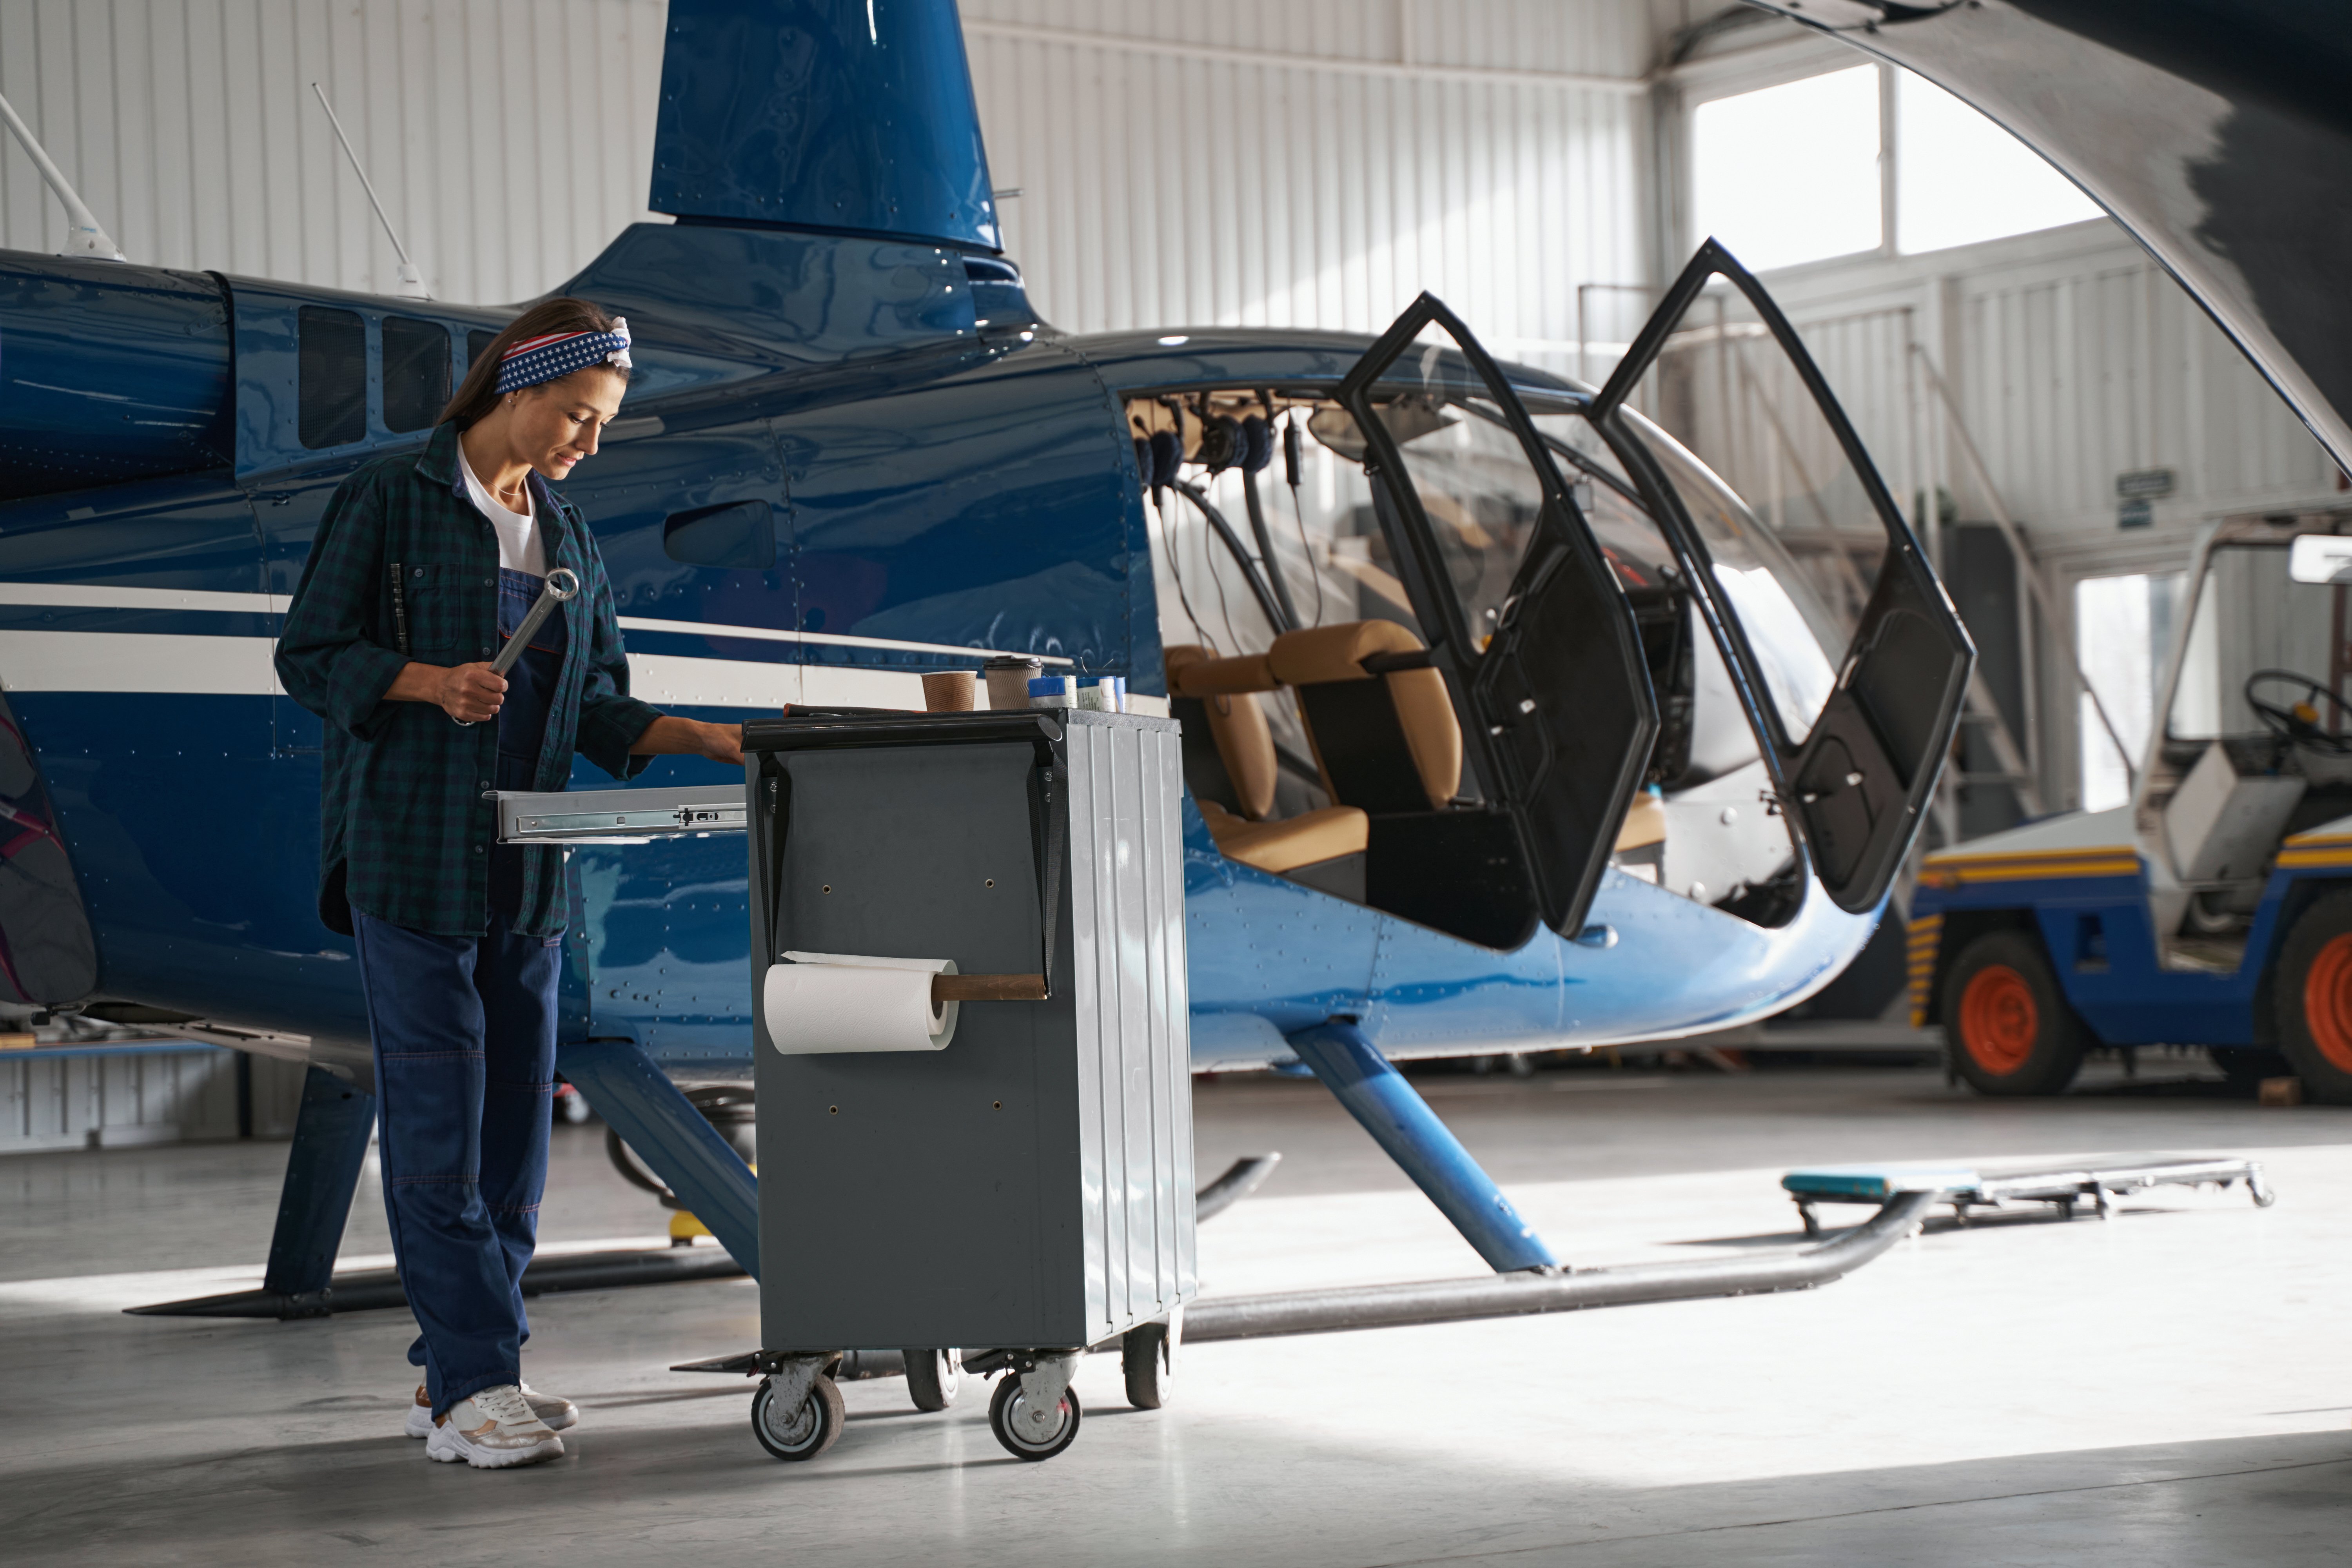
[{"x1": 495, "y1": 318, "x2": 633, "y2": 394}]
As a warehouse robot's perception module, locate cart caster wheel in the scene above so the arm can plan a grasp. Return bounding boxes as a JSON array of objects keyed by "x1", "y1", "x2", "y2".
[
  {"x1": 1122, "y1": 1321, "x2": 1176, "y2": 1410},
  {"x1": 751, "y1": 1372, "x2": 846, "y2": 1461},
  {"x1": 2250, "y1": 1172, "x2": 2278, "y2": 1208},
  {"x1": 905, "y1": 1348, "x2": 962, "y2": 1412},
  {"x1": 989, "y1": 1371, "x2": 1081, "y2": 1461}
]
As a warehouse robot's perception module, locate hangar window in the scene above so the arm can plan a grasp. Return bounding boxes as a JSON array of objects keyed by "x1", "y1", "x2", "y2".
[
  {"x1": 1691, "y1": 67, "x2": 1882, "y2": 272},
  {"x1": 1689, "y1": 65, "x2": 2102, "y2": 271},
  {"x1": 296, "y1": 307, "x2": 366, "y2": 449},
  {"x1": 1893, "y1": 74, "x2": 2100, "y2": 254},
  {"x1": 381, "y1": 317, "x2": 451, "y2": 434}
]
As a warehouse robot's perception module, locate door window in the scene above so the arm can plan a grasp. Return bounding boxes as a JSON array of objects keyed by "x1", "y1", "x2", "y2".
[
  {"x1": 1338, "y1": 295, "x2": 1660, "y2": 938},
  {"x1": 1592, "y1": 241, "x2": 1974, "y2": 913}
]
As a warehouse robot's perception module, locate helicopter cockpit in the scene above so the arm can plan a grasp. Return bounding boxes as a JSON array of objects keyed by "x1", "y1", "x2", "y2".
[
  {"x1": 1123, "y1": 374, "x2": 1854, "y2": 944},
  {"x1": 1110, "y1": 254, "x2": 1969, "y2": 954}
]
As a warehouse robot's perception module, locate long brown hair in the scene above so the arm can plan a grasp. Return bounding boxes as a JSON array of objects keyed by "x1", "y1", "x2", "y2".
[{"x1": 438, "y1": 296, "x2": 630, "y2": 430}]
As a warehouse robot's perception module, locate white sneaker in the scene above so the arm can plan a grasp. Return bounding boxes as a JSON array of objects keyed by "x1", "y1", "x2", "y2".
[
  {"x1": 407, "y1": 1381, "x2": 577, "y2": 1438},
  {"x1": 424, "y1": 1385, "x2": 565, "y2": 1469}
]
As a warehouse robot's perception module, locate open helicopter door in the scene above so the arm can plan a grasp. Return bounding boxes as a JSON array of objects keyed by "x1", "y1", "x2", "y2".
[
  {"x1": 1591, "y1": 241, "x2": 1973, "y2": 913},
  {"x1": 1334, "y1": 294, "x2": 1661, "y2": 942}
]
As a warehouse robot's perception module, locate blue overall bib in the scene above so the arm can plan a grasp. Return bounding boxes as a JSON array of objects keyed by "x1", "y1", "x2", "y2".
[{"x1": 353, "y1": 568, "x2": 570, "y2": 1416}]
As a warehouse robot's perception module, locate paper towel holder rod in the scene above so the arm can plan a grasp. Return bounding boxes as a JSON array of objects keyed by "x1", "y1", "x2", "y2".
[{"x1": 933, "y1": 973, "x2": 1048, "y2": 1004}]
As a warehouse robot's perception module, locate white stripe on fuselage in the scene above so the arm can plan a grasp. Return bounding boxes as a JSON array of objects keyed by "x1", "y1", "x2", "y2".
[
  {"x1": 0, "y1": 584, "x2": 1070, "y2": 698},
  {"x1": 0, "y1": 630, "x2": 929, "y2": 709},
  {"x1": 0, "y1": 583, "x2": 290, "y2": 615},
  {"x1": 0, "y1": 631, "x2": 287, "y2": 694},
  {"x1": 617, "y1": 615, "x2": 1074, "y2": 666}
]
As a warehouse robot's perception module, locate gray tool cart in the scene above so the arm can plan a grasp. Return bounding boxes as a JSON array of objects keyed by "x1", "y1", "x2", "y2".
[{"x1": 737, "y1": 707, "x2": 1197, "y2": 1462}]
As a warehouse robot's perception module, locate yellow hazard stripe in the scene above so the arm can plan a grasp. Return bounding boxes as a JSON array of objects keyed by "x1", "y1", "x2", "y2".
[
  {"x1": 1918, "y1": 853, "x2": 2138, "y2": 888},
  {"x1": 2276, "y1": 846, "x2": 2352, "y2": 869},
  {"x1": 1904, "y1": 914, "x2": 1943, "y2": 1029}
]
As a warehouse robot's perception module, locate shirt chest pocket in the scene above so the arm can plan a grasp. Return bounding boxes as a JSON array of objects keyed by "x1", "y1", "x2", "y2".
[{"x1": 396, "y1": 563, "x2": 497, "y2": 661}]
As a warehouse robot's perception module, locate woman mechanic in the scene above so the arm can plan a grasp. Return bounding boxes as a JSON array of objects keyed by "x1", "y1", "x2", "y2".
[{"x1": 276, "y1": 298, "x2": 740, "y2": 1470}]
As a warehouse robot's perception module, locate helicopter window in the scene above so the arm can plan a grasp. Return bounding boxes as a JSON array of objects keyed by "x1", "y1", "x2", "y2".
[
  {"x1": 1347, "y1": 392, "x2": 1545, "y2": 652},
  {"x1": 1601, "y1": 297, "x2": 1874, "y2": 746},
  {"x1": 664, "y1": 499, "x2": 777, "y2": 571},
  {"x1": 466, "y1": 329, "x2": 497, "y2": 374},
  {"x1": 381, "y1": 317, "x2": 452, "y2": 434},
  {"x1": 296, "y1": 306, "x2": 366, "y2": 449}
]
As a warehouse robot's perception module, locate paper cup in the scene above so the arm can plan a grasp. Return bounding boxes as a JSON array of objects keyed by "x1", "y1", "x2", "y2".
[{"x1": 921, "y1": 670, "x2": 976, "y2": 712}]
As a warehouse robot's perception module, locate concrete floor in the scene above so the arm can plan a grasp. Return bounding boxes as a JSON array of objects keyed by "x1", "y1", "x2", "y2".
[{"x1": 4, "y1": 1060, "x2": 2348, "y2": 1565}]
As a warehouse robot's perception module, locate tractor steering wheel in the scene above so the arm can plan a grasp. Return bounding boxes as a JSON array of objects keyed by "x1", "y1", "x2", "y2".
[{"x1": 2244, "y1": 669, "x2": 2352, "y2": 754}]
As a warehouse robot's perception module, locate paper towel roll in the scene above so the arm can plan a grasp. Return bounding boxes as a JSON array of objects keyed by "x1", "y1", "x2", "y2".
[{"x1": 764, "y1": 951, "x2": 960, "y2": 1054}]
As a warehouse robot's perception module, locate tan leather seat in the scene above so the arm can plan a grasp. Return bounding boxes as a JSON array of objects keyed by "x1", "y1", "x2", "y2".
[
  {"x1": 1165, "y1": 644, "x2": 1280, "y2": 820},
  {"x1": 1166, "y1": 642, "x2": 1368, "y2": 873},
  {"x1": 1266, "y1": 621, "x2": 1463, "y2": 814},
  {"x1": 1196, "y1": 800, "x2": 1370, "y2": 874},
  {"x1": 1615, "y1": 790, "x2": 1666, "y2": 851}
]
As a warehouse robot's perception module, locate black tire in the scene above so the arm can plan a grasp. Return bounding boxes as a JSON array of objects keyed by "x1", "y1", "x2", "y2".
[
  {"x1": 751, "y1": 1373, "x2": 846, "y2": 1461},
  {"x1": 904, "y1": 1348, "x2": 961, "y2": 1412},
  {"x1": 1940, "y1": 929, "x2": 2087, "y2": 1096},
  {"x1": 2273, "y1": 893, "x2": 2352, "y2": 1104},
  {"x1": 2209, "y1": 1046, "x2": 2292, "y2": 1085},
  {"x1": 988, "y1": 1372, "x2": 1082, "y2": 1461},
  {"x1": 1122, "y1": 1322, "x2": 1174, "y2": 1410}
]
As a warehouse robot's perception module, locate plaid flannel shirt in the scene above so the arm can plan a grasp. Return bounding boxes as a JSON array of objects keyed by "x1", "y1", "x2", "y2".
[{"x1": 275, "y1": 422, "x2": 662, "y2": 939}]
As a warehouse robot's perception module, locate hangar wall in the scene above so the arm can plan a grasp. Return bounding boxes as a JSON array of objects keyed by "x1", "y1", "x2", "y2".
[
  {"x1": 0, "y1": 0, "x2": 1658, "y2": 373},
  {"x1": 0, "y1": 0, "x2": 670, "y2": 304},
  {"x1": 961, "y1": 0, "x2": 1655, "y2": 367}
]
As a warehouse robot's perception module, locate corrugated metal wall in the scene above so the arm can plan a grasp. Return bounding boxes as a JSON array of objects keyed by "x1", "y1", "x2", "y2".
[
  {"x1": 962, "y1": 0, "x2": 1655, "y2": 363},
  {"x1": 0, "y1": 0, "x2": 1657, "y2": 356},
  {"x1": 2, "y1": 1045, "x2": 306, "y2": 1154},
  {"x1": 1948, "y1": 252, "x2": 2339, "y2": 543},
  {"x1": 0, "y1": 0, "x2": 670, "y2": 304}
]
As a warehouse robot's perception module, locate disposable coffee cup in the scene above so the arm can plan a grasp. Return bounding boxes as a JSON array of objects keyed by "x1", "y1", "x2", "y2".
[
  {"x1": 921, "y1": 670, "x2": 976, "y2": 712},
  {"x1": 984, "y1": 655, "x2": 1042, "y2": 711}
]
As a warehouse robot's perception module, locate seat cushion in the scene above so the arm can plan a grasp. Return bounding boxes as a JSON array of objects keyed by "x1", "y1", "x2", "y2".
[
  {"x1": 1167, "y1": 644, "x2": 1280, "y2": 819},
  {"x1": 1270, "y1": 621, "x2": 1461, "y2": 811},
  {"x1": 1197, "y1": 801, "x2": 1370, "y2": 875}
]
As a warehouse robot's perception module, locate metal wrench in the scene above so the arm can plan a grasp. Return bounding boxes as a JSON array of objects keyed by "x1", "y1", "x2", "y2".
[{"x1": 454, "y1": 566, "x2": 579, "y2": 726}]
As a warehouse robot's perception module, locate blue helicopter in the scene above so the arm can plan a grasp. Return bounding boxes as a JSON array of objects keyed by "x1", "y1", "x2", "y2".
[{"x1": 0, "y1": 0, "x2": 1974, "y2": 1302}]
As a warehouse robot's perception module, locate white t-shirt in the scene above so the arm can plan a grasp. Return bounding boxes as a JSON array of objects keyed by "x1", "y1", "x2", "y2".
[{"x1": 458, "y1": 443, "x2": 546, "y2": 575}]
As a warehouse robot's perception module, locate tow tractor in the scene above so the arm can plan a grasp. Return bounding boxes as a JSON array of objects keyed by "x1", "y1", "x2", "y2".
[{"x1": 1913, "y1": 514, "x2": 2352, "y2": 1103}]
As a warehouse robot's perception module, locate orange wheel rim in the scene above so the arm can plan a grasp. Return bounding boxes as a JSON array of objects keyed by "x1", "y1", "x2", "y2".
[
  {"x1": 2303, "y1": 934, "x2": 2352, "y2": 1073},
  {"x1": 1960, "y1": 964, "x2": 2039, "y2": 1074}
]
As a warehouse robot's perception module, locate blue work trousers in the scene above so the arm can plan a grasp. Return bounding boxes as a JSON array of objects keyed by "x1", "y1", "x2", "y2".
[{"x1": 354, "y1": 908, "x2": 559, "y2": 1416}]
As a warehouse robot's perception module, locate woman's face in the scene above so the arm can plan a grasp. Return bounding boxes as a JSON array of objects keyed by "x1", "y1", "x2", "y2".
[{"x1": 506, "y1": 367, "x2": 626, "y2": 481}]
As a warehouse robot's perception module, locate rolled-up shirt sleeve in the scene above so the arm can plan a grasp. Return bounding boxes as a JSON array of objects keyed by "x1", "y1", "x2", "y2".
[{"x1": 274, "y1": 475, "x2": 409, "y2": 742}]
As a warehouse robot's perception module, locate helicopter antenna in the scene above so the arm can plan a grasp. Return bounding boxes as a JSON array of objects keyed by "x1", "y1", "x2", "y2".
[
  {"x1": 0, "y1": 90, "x2": 124, "y2": 260},
  {"x1": 310, "y1": 82, "x2": 428, "y2": 299}
]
